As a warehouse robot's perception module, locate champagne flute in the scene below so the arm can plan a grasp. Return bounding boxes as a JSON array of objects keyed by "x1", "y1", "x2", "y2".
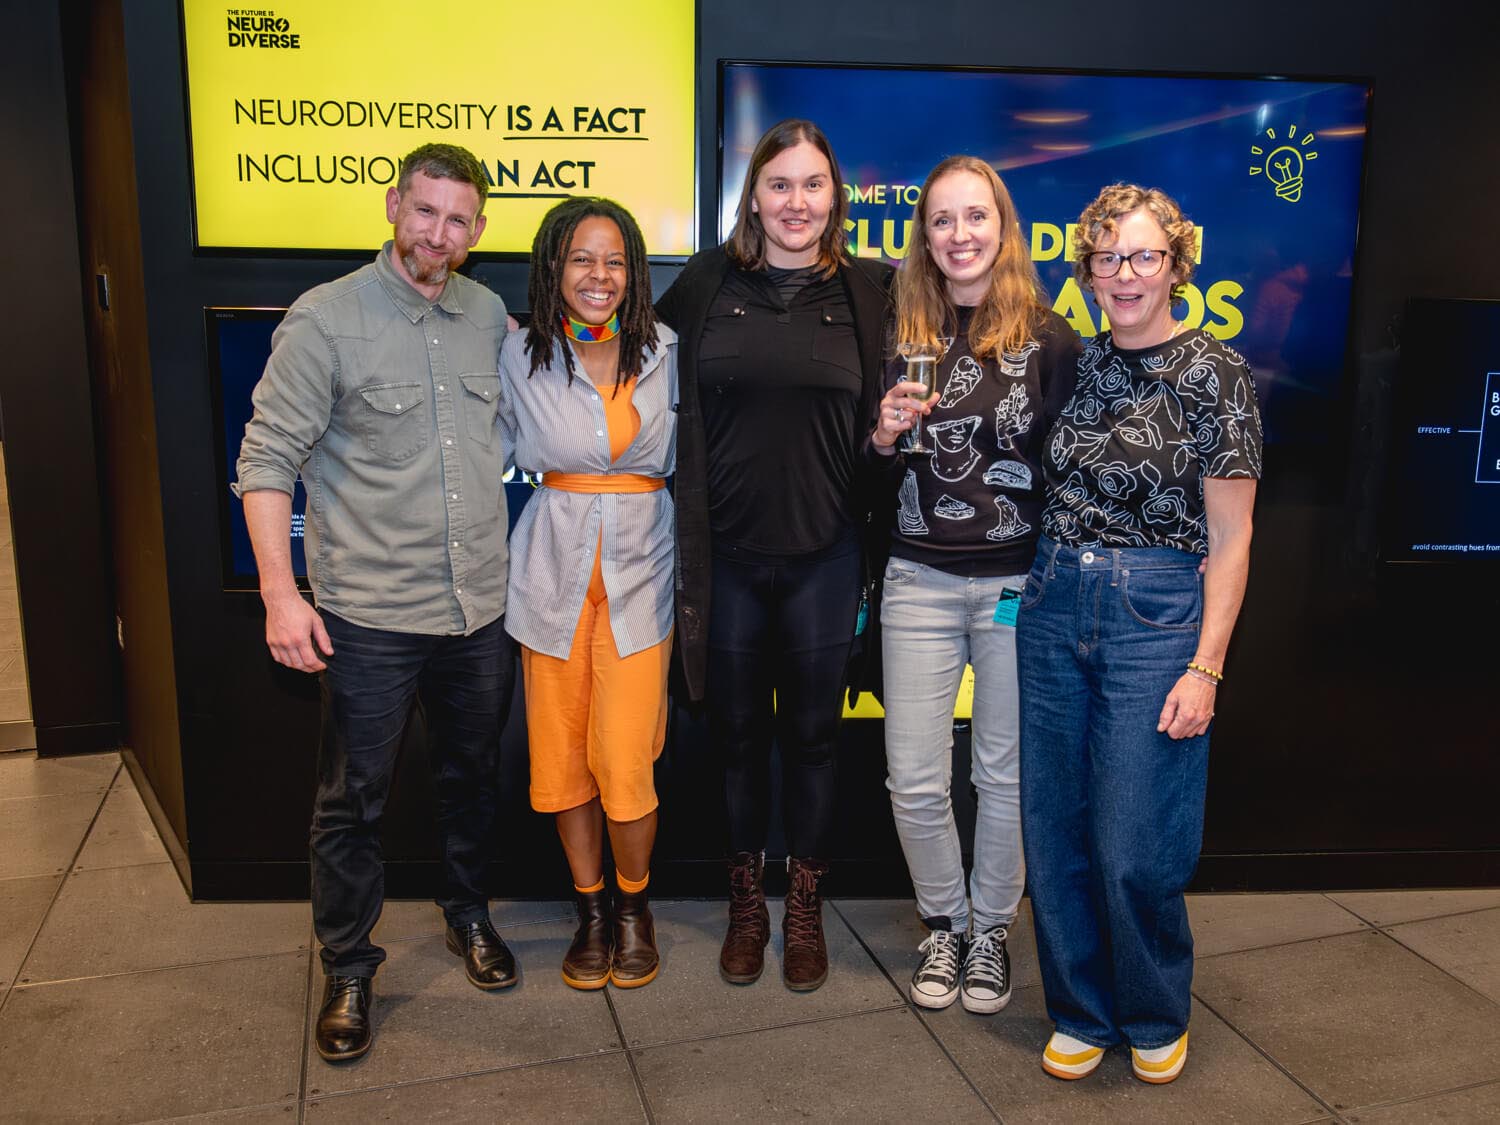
[{"x1": 896, "y1": 340, "x2": 949, "y2": 454}]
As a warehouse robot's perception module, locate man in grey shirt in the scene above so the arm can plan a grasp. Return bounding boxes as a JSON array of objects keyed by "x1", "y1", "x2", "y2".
[{"x1": 235, "y1": 144, "x2": 516, "y2": 1063}]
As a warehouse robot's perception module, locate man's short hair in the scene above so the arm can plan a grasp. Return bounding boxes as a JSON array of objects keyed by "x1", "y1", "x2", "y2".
[{"x1": 395, "y1": 144, "x2": 491, "y2": 216}]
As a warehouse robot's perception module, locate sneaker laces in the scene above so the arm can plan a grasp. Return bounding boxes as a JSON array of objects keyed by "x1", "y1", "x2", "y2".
[
  {"x1": 916, "y1": 928, "x2": 963, "y2": 980},
  {"x1": 965, "y1": 927, "x2": 1009, "y2": 989}
]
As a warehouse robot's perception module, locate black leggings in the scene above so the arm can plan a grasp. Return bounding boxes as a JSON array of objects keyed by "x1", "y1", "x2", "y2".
[{"x1": 707, "y1": 545, "x2": 861, "y2": 859}]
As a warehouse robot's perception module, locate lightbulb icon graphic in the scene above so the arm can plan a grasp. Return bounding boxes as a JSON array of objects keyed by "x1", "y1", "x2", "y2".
[{"x1": 1249, "y1": 124, "x2": 1319, "y2": 203}]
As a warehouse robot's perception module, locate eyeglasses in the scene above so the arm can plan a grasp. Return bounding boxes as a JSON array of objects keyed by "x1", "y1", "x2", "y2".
[{"x1": 1087, "y1": 249, "x2": 1172, "y2": 279}]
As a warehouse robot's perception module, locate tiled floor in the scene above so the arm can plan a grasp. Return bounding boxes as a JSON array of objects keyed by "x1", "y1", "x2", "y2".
[{"x1": 2, "y1": 751, "x2": 1499, "y2": 1123}]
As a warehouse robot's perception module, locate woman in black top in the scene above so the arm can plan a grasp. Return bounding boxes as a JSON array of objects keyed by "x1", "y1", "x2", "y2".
[
  {"x1": 1018, "y1": 184, "x2": 1261, "y2": 1085},
  {"x1": 656, "y1": 119, "x2": 892, "y2": 992},
  {"x1": 871, "y1": 156, "x2": 1077, "y2": 1017}
]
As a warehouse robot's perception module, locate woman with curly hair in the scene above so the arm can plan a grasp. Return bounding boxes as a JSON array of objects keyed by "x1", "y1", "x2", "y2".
[
  {"x1": 1017, "y1": 184, "x2": 1261, "y2": 1084},
  {"x1": 500, "y1": 196, "x2": 676, "y2": 990},
  {"x1": 871, "y1": 155, "x2": 1078, "y2": 1017}
]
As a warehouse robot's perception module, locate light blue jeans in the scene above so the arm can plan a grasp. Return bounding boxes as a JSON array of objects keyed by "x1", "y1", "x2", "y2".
[{"x1": 881, "y1": 557, "x2": 1027, "y2": 933}]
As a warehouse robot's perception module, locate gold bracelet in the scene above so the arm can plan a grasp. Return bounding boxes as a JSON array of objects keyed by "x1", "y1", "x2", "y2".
[{"x1": 1187, "y1": 661, "x2": 1223, "y2": 682}]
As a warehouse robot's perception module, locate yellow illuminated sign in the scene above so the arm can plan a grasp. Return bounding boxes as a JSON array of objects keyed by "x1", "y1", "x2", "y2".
[{"x1": 183, "y1": 1, "x2": 695, "y2": 255}]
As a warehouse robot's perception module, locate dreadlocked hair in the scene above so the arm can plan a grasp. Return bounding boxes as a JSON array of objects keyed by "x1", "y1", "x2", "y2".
[
  {"x1": 525, "y1": 196, "x2": 658, "y2": 394},
  {"x1": 895, "y1": 156, "x2": 1049, "y2": 359}
]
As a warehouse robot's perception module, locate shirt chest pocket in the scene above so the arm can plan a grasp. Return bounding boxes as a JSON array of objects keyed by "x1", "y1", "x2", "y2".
[
  {"x1": 357, "y1": 381, "x2": 427, "y2": 461},
  {"x1": 810, "y1": 304, "x2": 860, "y2": 378},
  {"x1": 459, "y1": 373, "x2": 502, "y2": 446}
]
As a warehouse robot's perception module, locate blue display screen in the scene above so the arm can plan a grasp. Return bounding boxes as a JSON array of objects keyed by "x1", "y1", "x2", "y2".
[{"x1": 720, "y1": 63, "x2": 1371, "y2": 444}]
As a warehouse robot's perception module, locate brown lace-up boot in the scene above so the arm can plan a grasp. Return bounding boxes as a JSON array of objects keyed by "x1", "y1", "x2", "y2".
[
  {"x1": 719, "y1": 851, "x2": 770, "y2": 984},
  {"x1": 782, "y1": 856, "x2": 830, "y2": 991}
]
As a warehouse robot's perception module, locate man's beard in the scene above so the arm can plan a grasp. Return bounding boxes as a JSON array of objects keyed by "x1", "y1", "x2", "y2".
[{"x1": 399, "y1": 242, "x2": 453, "y2": 287}]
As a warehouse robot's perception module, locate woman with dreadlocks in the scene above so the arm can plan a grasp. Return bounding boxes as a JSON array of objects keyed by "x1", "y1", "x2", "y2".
[{"x1": 499, "y1": 196, "x2": 677, "y2": 990}]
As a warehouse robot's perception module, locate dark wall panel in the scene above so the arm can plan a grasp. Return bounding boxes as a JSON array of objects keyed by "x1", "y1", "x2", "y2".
[
  {"x1": 113, "y1": 0, "x2": 1499, "y2": 898},
  {"x1": 1, "y1": 1, "x2": 119, "y2": 757}
]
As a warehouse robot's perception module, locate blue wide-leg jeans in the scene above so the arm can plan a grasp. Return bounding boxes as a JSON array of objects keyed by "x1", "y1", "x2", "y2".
[{"x1": 1016, "y1": 538, "x2": 1208, "y2": 1050}]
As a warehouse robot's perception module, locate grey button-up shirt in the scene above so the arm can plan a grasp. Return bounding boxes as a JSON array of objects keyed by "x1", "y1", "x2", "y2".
[
  {"x1": 499, "y1": 327, "x2": 677, "y2": 659},
  {"x1": 234, "y1": 243, "x2": 510, "y2": 635}
]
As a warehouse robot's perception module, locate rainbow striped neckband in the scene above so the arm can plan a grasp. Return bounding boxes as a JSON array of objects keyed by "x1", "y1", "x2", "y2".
[{"x1": 562, "y1": 311, "x2": 620, "y2": 343}]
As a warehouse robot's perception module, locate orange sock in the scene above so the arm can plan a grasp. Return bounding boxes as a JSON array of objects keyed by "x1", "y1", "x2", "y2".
[
  {"x1": 574, "y1": 877, "x2": 605, "y2": 894},
  {"x1": 616, "y1": 869, "x2": 649, "y2": 894}
]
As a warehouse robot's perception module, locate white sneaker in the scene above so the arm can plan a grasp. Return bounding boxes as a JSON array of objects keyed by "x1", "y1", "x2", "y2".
[
  {"x1": 1042, "y1": 1030, "x2": 1105, "y2": 1079},
  {"x1": 1131, "y1": 1032, "x2": 1188, "y2": 1084},
  {"x1": 960, "y1": 925, "x2": 1012, "y2": 1014},
  {"x1": 909, "y1": 928, "x2": 965, "y2": 1009}
]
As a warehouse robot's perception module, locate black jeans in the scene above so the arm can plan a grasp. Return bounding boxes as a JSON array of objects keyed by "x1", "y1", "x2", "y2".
[
  {"x1": 311, "y1": 612, "x2": 516, "y2": 977},
  {"x1": 707, "y1": 544, "x2": 860, "y2": 859}
]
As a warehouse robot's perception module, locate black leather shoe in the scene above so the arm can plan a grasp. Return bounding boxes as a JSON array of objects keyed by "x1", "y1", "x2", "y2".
[
  {"x1": 445, "y1": 919, "x2": 518, "y2": 990},
  {"x1": 315, "y1": 974, "x2": 373, "y2": 1062}
]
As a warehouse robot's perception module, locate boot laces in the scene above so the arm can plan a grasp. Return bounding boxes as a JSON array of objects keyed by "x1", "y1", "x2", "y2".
[
  {"x1": 727, "y1": 856, "x2": 765, "y2": 933},
  {"x1": 784, "y1": 863, "x2": 824, "y2": 944}
]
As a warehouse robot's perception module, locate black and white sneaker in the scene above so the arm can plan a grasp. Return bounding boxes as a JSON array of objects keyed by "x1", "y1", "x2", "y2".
[
  {"x1": 961, "y1": 925, "x2": 1012, "y2": 1014},
  {"x1": 910, "y1": 928, "x2": 966, "y2": 1009}
]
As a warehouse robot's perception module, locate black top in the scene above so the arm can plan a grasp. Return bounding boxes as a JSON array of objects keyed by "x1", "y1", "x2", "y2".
[
  {"x1": 888, "y1": 307, "x2": 1080, "y2": 576},
  {"x1": 655, "y1": 245, "x2": 895, "y2": 700},
  {"x1": 699, "y1": 267, "x2": 863, "y2": 560},
  {"x1": 1043, "y1": 329, "x2": 1263, "y2": 555}
]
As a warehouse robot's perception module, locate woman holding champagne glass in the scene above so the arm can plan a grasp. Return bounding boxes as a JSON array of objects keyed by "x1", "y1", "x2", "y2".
[{"x1": 871, "y1": 156, "x2": 1077, "y2": 1014}]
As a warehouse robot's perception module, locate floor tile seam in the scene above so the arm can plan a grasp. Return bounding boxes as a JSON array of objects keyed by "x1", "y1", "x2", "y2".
[
  {"x1": 296, "y1": 943, "x2": 315, "y2": 1118},
  {"x1": 301, "y1": 1045, "x2": 632, "y2": 1103},
  {"x1": 131, "y1": 1097, "x2": 300, "y2": 1123},
  {"x1": 604, "y1": 985, "x2": 658, "y2": 1124},
  {"x1": 11, "y1": 944, "x2": 313, "y2": 990},
  {"x1": 1376, "y1": 903, "x2": 1500, "y2": 928},
  {"x1": 0, "y1": 785, "x2": 113, "y2": 803},
  {"x1": 1188, "y1": 987, "x2": 1350, "y2": 1123},
  {"x1": 0, "y1": 772, "x2": 116, "y2": 1016},
  {"x1": 1371, "y1": 925, "x2": 1500, "y2": 1010},
  {"x1": 623, "y1": 999, "x2": 912, "y2": 1055},
  {"x1": 827, "y1": 900, "x2": 1004, "y2": 1122},
  {"x1": 1331, "y1": 1072, "x2": 1500, "y2": 1115},
  {"x1": 1194, "y1": 922, "x2": 1378, "y2": 961}
]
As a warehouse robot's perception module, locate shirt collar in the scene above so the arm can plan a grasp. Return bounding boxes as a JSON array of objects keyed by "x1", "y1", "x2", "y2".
[{"x1": 375, "y1": 241, "x2": 468, "y2": 322}]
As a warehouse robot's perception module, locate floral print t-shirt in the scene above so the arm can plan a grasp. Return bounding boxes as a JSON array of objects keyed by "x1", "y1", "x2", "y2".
[{"x1": 1041, "y1": 328, "x2": 1262, "y2": 555}]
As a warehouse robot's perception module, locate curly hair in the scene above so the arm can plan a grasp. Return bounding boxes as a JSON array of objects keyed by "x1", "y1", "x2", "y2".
[
  {"x1": 1072, "y1": 183, "x2": 1197, "y2": 304},
  {"x1": 895, "y1": 156, "x2": 1049, "y2": 358},
  {"x1": 726, "y1": 119, "x2": 850, "y2": 279},
  {"x1": 396, "y1": 144, "x2": 490, "y2": 216},
  {"x1": 524, "y1": 196, "x2": 659, "y2": 392}
]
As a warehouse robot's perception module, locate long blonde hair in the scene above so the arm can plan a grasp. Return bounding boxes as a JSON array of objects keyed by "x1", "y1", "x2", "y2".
[{"x1": 895, "y1": 156, "x2": 1048, "y2": 357}]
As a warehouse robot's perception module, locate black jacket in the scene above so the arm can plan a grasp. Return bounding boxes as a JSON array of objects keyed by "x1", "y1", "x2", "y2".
[{"x1": 656, "y1": 245, "x2": 895, "y2": 701}]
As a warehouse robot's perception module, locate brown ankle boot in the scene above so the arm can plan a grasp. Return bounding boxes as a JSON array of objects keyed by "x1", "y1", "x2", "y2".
[
  {"x1": 610, "y1": 887, "x2": 659, "y2": 988},
  {"x1": 561, "y1": 888, "x2": 612, "y2": 990},
  {"x1": 720, "y1": 851, "x2": 770, "y2": 984},
  {"x1": 782, "y1": 856, "x2": 830, "y2": 991}
]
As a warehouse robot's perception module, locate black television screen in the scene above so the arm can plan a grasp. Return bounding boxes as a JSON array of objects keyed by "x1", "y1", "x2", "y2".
[
  {"x1": 207, "y1": 307, "x2": 538, "y2": 590},
  {"x1": 720, "y1": 61, "x2": 1371, "y2": 444},
  {"x1": 1380, "y1": 298, "x2": 1500, "y2": 564}
]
